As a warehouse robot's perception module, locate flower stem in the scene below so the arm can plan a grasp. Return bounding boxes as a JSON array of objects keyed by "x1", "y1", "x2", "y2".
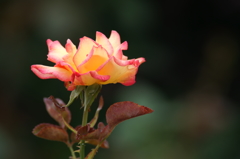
[
  {"x1": 80, "y1": 89, "x2": 89, "y2": 159},
  {"x1": 69, "y1": 145, "x2": 77, "y2": 159},
  {"x1": 79, "y1": 84, "x2": 101, "y2": 159}
]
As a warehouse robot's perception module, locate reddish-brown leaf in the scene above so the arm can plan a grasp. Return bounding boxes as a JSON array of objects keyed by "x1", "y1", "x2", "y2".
[
  {"x1": 75, "y1": 101, "x2": 153, "y2": 156},
  {"x1": 76, "y1": 122, "x2": 107, "y2": 141},
  {"x1": 70, "y1": 125, "x2": 82, "y2": 144},
  {"x1": 32, "y1": 123, "x2": 69, "y2": 144},
  {"x1": 55, "y1": 98, "x2": 71, "y2": 123},
  {"x1": 106, "y1": 101, "x2": 153, "y2": 129},
  {"x1": 44, "y1": 97, "x2": 71, "y2": 128},
  {"x1": 70, "y1": 125, "x2": 109, "y2": 149},
  {"x1": 76, "y1": 124, "x2": 94, "y2": 140}
]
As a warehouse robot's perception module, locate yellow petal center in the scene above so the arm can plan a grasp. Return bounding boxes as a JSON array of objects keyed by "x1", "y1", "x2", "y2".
[{"x1": 81, "y1": 55, "x2": 106, "y2": 73}]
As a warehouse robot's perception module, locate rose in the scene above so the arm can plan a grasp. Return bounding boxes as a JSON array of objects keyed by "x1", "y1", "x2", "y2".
[{"x1": 31, "y1": 31, "x2": 145, "y2": 91}]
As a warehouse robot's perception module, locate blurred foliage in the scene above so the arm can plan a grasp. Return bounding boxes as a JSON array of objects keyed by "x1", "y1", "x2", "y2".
[{"x1": 0, "y1": 0, "x2": 240, "y2": 158}]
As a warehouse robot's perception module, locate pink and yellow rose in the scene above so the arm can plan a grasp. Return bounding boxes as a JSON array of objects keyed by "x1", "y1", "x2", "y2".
[{"x1": 31, "y1": 31, "x2": 145, "y2": 91}]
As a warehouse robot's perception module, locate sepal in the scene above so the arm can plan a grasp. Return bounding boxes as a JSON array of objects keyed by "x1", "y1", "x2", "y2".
[
  {"x1": 84, "y1": 84, "x2": 102, "y2": 108},
  {"x1": 65, "y1": 85, "x2": 85, "y2": 107}
]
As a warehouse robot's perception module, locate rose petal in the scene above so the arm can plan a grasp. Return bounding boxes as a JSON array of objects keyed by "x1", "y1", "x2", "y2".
[
  {"x1": 96, "y1": 31, "x2": 113, "y2": 55},
  {"x1": 72, "y1": 71, "x2": 110, "y2": 86},
  {"x1": 73, "y1": 37, "x2": 97, "y2": 67},
  {"x1": 62, "y1": 39, "x2": 78, "y2": 71},
  {"x1": 108, "y1": 30, "x2": 121, "y2": 50},
  {"x1": 96, "y1": 57, "x2": 145, "y2": 85},
  {"x1": 46, "y1": 39, "x2": 68, "y2": 63},
  {"x1": 90, "y1": 71, "x2": 110, "y2": 81},
  {"x1": 65, "y1": 39, "x2": 77, "y2": 54},
  {"x1": 77, "y1": 46, "x2": 109, "y2": 74},
  {"x1": 118, "y1": 58, "x2": 145, "y2": 86},
  {"x1": 120, "y1": 73, "x2": 136, "y2": 86},
  {"x1": 56, "y1": 61, "x2": 76, "y2": 73},
  {"x1": 31, "y1": 65, "x2": 72, "y2": 81},
  {"x1": 114, "y1": 41, "x2": 128, "y2": 59}
]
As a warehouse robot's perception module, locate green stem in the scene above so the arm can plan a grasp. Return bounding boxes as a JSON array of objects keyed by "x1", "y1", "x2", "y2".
[
  {"x1": 80, "y1": 89, "x2": 89, "y2": 159},
  {"x1": 79, "y1": 84, "x2": 101, "y2": 159},
  {"x1": 69, "y1": 145, "x2": 77, "y2": 159}
]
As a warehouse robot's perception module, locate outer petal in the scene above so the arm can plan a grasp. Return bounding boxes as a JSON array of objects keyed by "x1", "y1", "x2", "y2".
[
  {"x1": 119, "y1": 58, "x2": 145, "y2": 85},
  {"x1": 65, "y1": 39, "x2": 77, "y2": 54},
  {"x1": 114, "y1": 41, "x2": 128, "y2": 59},
  {"x1": 109, "y1": 31, "x2": 128, "y2": 56},
  {"x1": 118, "y1": 68, "x2": 138, "y2": 86},
  {"x1": 72, "y1": 71, "x2": 110, "y2": 86},
  {"x1": 55, "y1": 61, "x2": 75, "y2": 73},
  {"x1": 108, "y1": 30, "x2": 121, "y2": 50},
  {"x1": 96, "y1": 57, "x2": 145, "y2": 85},
  {"x1": 31, "y1": 65, "x2": 72, "y2": 81},
  {"x1": 46, "y1": 39, "x2": 68, "y2": 63},
  {"x1": 73, "y1": 37, "x2": 97, "y2": 67},
  {"x1": 96, "y1": 31, "x2": 113, "y2": 55},
  {"x1": 62, "y1": 39, "x2": 78, "y2": 71}
]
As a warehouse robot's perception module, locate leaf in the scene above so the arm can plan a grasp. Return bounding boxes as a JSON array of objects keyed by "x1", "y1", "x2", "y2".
[
  {"x1": 76, "y1": 124, "x2": 94, "y2": 140},
  {"x1": 76, "y1": 101, "x2": 153, "y2": 159},
  {"x1": 106, "y1": 101, "x2": 154, "y2": 129},
  {"x1": 44, "y1": 97, "x2": 71, "y2": 128},
  {"x1": 83, "y1": 102, "x2": 153, "y2": 159},
  {"x1": 89, "y1": 96, "x2": 104, "y2": 127},
  {"x1": 70, "y1": 125, "x2": 82, "y2": 144},
  {"x1": 32, "y1": 123, "x2": 69, "y2": 144},
  {"x1": 70, "y1": 125, "x2": 109, "y2": 148},
  {"x1": 77, "y1": 122, "x2": 106, "y2": 141}
]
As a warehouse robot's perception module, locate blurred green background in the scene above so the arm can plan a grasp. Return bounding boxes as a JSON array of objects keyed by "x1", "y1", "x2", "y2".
[{"x1": 1, "y1": 0, "x2": 240, "y2": 159}]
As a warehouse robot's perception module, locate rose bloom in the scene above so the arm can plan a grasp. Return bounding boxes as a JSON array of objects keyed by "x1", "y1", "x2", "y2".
[{"x1": 31, "y1": 31, "x2": 145, "y2": 91}]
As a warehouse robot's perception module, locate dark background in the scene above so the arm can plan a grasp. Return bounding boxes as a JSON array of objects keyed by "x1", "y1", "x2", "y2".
[{"x1": 0, "y1": 0, "x2": 240, "y2": 159}]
